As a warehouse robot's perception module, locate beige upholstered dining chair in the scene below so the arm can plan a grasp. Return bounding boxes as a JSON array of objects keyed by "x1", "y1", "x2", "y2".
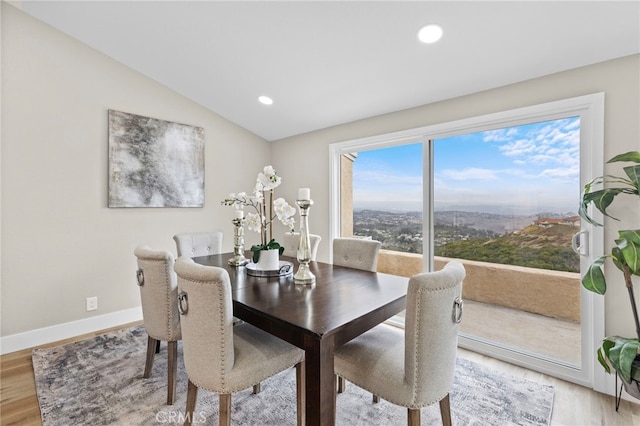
[
  {"x1": 134, "y1": 246, "x2": 182, "y2": 405},
  {"x1": 334, "y1": 261, "x2": 465, "y2": 426},
  {"x1": 282, "y1": 231, "x2": 322, "y2": 261},
  {"x1": 332, "y1": 237, "x2": 382, "y2": 272},
  {"x1": 173, "y1": 231, "x2": 223, "y2": 258},
  {"x1": 175, "y1": 257, "x2": 306, "y2": 426},
  {"x1": 332, "y1": 237, "x2": 383, "y2": 392},
  {"x1": 174, "y1": 231, "x2": 250, "y2": 329}
]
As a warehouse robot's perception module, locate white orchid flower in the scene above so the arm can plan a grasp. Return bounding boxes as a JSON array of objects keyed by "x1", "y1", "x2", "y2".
[
  {"x1": 253, "y1": 183, "x2": 265, "y2": 202},
  {"x1": 257, "y1": 165, "x2": 281, "y2": 191},
  {"x1": 273, "y1": 198, "x2": 296, "y2": 227},
  {"x1": 244, "y1": 212, "x2": 262, "y2": 233},
  {"x1": 222, "y1": 165, "x2": 298, "y2": 250}
]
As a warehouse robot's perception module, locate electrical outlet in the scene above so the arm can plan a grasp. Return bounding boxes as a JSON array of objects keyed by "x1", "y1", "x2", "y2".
[{"x1": 86, "y1": 296, "x2": 98, "y2": 311}]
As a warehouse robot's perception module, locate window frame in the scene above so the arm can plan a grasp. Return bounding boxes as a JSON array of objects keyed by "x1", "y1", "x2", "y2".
[{"x1": 329, "y1": 92, "x2": 605, "y2": 390}]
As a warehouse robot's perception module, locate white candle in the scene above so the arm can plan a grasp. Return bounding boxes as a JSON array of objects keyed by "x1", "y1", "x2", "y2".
[
  {"x1": 233, "y1": 210, "x2": 244, "y2": 219},
  {"x1": 298, "y1": 187, "x2": 311, "y2": 200}
]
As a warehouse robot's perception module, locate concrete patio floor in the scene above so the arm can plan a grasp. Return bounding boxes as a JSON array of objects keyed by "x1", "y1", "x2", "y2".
[{"x1": 459, "y1": 299, "x2": 581, "y2": 365}]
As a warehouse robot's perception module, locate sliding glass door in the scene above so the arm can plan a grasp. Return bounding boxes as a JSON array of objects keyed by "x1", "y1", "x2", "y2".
[
  {"x1": 330, "y1": 94, "x2": 604, "y2": 387},
  {"x1": 432, "y1": 117, "x2": 582, "y2": 369}
]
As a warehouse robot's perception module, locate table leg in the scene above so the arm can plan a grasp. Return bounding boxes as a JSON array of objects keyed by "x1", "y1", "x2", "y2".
[{"x1": 304, "y1": 335, "x2": 335, "y2": 426}]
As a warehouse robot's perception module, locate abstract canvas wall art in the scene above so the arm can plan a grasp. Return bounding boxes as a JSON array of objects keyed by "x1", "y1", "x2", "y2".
[{"x1": 108, "y1": 110, "x2": 205, "y2": 208}]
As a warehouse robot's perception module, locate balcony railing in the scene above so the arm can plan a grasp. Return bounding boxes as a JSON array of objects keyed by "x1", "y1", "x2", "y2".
[{"x1": 376, "y1": 249, "x2": 580, "y2": 323}]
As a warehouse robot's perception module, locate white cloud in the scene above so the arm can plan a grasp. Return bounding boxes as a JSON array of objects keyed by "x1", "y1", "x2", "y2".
[
  {"x1": 539, "y1": 165, "x2": 579, "y2": 180},
  {"x1": 489, "y1": 118, "x2": 579, "y2": 168},
  {"x1": 441, "y1": 168, "x2": 498, "y2": 181},
  {"x1": 483, "y1": 127, "x2": 519, "y2": 142},
  {"x1": 353, "y1": 170, "x2": 421, "y2": 186},
  {"x1": 499, "y1": 138, "x2": 537, "y2": 157},
  {"x1": 502, "y1": 168, "x2": 528, "y2": 177}
]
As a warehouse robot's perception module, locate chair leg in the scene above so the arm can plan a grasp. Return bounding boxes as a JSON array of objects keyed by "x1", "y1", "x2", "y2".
[
  {"x1": 167, "y1": 341, "x2": 178, "y2": 405},
  {"x1": 337, "y1": 376, "x2": 345, "y2": 393},
  {"x1": 143, "y1": 336, "x2": 157, "y2": 378},
  {"x1": 439, "y1": 393, "x2": 452, "y2": 426},
  {"x1": 407, "y1": 408, "x2": 420, "y2": 426},
  {"x1": 184, "y1": 380, "x2": 198, "y2": 426},
  {"x1": 155, "y1": 339, "x2": 161, "y2": 353},
  {"x1": 372, "y1": 394, "x2": 380, "y2": 403},
  {"x1": 253, "y1": 383, "x2": 261, "y2": 394},
  {"x1": 219, "y1": 393, "x2": 232, "y2": 426},
  {"x1": 296, "y1": 361, "x2": 306, "y2": 426}
]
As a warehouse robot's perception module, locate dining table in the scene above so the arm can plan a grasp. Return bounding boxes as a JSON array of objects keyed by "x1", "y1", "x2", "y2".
[{"x1": 193, "y1": 252, "x2": 408, "y2": 426}]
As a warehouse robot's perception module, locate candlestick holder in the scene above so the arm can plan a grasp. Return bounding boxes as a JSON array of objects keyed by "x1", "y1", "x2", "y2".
[
  {"x1": 293, "y1": 199, "x2": 316, "y2": 285},
  {"x1": 228, "y1": 218, "x2": 249, "y2": 266}
]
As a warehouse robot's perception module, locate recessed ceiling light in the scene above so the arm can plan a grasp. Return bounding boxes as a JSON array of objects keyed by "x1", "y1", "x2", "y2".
[
  {"x1": 417, "y1": 24, "x2": 443, "y2": 44},
  {"x1": 258, "y1": 95, "x2": 273, "y2": 105}
]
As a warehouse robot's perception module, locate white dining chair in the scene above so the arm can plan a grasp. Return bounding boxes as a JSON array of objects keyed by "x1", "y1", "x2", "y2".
[
  {"x1": 332, "y1": 237, "x2": 383, "y2": 392},
  {"x1": 334, "y1": 261, "x2": 465, "y2": 426},
  {"x1": 332, "y1": 237, "x2": 381, "y2": 272},
  {"x1": 282, "y1": 231, "x2": 321, "y2": 261},
  {"x1": 173, "y1": 231, "x2": 223, "y2": 258},
  {"x1": 134, "y1": 245, "x2": 182, "y2": 405},
  {"x1": 175, "y1": 256, "x2": 306, "y2": 426}
]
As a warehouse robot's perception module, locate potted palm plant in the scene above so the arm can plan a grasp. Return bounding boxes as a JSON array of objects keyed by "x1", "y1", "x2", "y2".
[{"x1": 579, "y1": 151, "x2": 640, "y2": 398}]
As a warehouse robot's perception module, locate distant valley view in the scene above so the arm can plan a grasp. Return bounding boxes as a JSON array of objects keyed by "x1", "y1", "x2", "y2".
[{"x1": 353, "y1": 209, "x2": 580, "y2": 273}]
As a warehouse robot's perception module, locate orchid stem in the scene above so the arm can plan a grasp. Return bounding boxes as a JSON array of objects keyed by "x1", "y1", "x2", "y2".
[{"x1": 269, "y1": 190, "x2": 274, "y2": 243}]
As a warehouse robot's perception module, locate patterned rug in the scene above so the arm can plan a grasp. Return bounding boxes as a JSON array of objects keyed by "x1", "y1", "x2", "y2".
[{"x1": 32, "y1": 325, "x2": 554, "y2": 425}]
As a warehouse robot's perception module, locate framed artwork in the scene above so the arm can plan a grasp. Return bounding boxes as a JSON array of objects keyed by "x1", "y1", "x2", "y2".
[{"x1": 108, "y1": 110, "x2": 205, "y2": 207}]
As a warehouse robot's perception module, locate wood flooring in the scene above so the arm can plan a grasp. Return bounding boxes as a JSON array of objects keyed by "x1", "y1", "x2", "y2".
[{"x1": 1, "y1": 322, "x2": 639, "y2": 425}]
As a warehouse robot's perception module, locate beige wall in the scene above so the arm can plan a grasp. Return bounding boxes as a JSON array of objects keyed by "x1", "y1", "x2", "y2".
[
  {"x1": 271, "y1": 54, "x2": 640, "y2": 339},
  {"x1": 0, "y1": 4, "x2": 272, "y2": 336}
]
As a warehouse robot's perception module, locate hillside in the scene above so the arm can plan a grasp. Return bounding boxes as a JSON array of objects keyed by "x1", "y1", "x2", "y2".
[
  {"x1": 502, "y1": 224, "x2": 578, "y2": 249},
  {"x1": 353, "y1": 209, "x2": 580, "y2": 272},
  {"x1": 435, "y1": 224, "x2": 580, "y2": 272},
  {"x1": 434, "y1": 210, "x2": 539, "y2": 234}
]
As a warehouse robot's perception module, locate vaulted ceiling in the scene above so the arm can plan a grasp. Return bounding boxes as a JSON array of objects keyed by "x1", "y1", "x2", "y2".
[{"x1": 18, "y1": 1, "x2": 640, "y2": 141}]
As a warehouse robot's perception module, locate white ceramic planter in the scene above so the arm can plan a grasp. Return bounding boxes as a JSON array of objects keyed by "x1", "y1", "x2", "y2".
[{"x1": 255, "y1": 249, "x2": 280, "y2": 271}]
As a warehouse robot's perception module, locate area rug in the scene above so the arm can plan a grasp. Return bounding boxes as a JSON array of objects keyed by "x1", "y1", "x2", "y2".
[{"x1": 32, "y1": 326, "x2": 554, "y2": 425}]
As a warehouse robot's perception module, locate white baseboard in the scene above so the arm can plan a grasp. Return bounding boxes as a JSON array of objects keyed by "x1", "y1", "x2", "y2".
[{"x1": 0, "y1": 307, "x2": 143, "y2": 355}]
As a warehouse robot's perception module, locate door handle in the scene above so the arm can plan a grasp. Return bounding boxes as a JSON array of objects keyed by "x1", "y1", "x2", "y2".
[{"x1": 571, "y1": 230, "x2": 589, "y2": 256}]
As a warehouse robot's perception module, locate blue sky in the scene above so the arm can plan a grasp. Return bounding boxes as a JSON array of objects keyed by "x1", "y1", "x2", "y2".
[{"x1": 353, "y1": 117, "x2": 580, "y2": 215}]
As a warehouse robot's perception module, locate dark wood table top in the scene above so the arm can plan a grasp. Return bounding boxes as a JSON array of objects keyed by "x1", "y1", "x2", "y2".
[{"x1": 193, "y1": 252, "x2": 408, "y2": 426}]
